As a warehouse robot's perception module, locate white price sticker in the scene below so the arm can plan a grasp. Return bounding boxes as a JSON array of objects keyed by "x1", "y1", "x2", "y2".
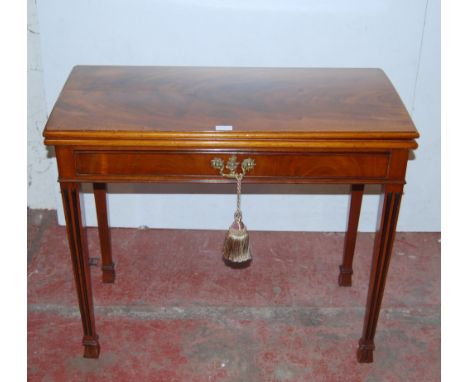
[{"x1": 215, "y1": 125, "x2": 233, "y2": 131}]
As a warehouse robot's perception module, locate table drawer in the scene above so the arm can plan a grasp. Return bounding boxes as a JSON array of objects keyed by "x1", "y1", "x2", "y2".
[{"x1": 74, "y1": 150, "x2": 390, "y2": 181}]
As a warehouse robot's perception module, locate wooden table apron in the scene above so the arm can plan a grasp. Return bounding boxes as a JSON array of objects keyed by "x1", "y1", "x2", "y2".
[{"x1": 43, "y1": 66, "x2": 418, "y2": 363}]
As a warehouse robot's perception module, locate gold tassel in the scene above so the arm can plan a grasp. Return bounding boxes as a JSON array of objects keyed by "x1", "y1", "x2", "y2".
[
  {"x1": 223, "y1": 174, "x2": 252, "y2": 264},
  {"x1": 223, "y1": 216, "x2": 251, "y2": 263}
]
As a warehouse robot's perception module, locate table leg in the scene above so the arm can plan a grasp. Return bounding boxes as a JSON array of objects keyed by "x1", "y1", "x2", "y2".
[
  {"x1": 61, "y1": 182, "x2": 100, "y2": 358},
  {"x1": 339, "y1": 184, "x2": 364, "y2": 286},
  {"x1": 93, "y1": 183, "x2": 115, "y2": 283},
  {"x1": 357, "y1": 185, "x2": 403, "y2": 363}
]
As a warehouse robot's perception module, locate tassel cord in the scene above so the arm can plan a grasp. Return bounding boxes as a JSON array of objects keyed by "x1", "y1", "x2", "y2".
[{"x1": 234, "y1": 173, "x2": 243, "y2": 226}]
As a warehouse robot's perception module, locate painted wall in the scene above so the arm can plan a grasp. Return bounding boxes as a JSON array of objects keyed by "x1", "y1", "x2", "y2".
[
  {"x1": 27, "y1": 0, "x2": 56, "y2": 209},
  {"x1": 30, "y1": 0, "x2": 440, "y2": 231}
]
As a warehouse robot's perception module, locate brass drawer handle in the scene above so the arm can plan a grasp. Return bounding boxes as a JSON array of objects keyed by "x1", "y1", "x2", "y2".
[{"x1": 211, "y1": 155, "x2": 255, "y2": 179}]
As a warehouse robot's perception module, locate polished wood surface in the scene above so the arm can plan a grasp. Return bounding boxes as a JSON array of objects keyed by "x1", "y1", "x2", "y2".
[
  {"x1": 358, "y1": 185, "x2": 403, "y2": 363},
  {"x1": 60, "y1": 183, "x2": 100, "y2": 358},
  {"x1": 44, "y1": 66, "x2": 418, "y2": 147},
  {"x1": 43, "y1": 66, "x2": 418, "y2": 363},
  {"x1": 92, "y1": 183, "x2": 115, "y2": 283},
  {"x1": 70, "y1": 150, "x2": 390, "y2": 183},
  {"x1": 339, "y1": 184, "x2": 365, "y2": 287}
]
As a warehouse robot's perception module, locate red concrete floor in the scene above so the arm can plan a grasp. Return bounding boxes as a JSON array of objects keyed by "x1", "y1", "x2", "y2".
[{"x1": 27, "y1": 209, "x2": 440, "y2": 381}]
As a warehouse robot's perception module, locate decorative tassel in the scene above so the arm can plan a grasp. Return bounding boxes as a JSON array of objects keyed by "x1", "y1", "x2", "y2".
[
  {"x1": 211, "y1": 155, "x2": 255, "y2": 265},
  {"x1": 223, "y1": 174, "x2": 252, "y2": 264},
  {"x1": 223, "y1": 215, "x2": 251, "y2": 264}
]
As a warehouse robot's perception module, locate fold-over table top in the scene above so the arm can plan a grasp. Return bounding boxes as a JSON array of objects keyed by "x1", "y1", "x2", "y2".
[{"x1": 44, "y1": 66, "x2": 418, "y2": 146}]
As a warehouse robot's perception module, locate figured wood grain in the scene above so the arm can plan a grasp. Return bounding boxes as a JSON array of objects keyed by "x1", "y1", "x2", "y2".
[
  {"x1": 73, "y1": 151, "x2": 390, "y2": 181},
  {"x1": 43, "y1": 66, "x2": 418, "y2": 148}
]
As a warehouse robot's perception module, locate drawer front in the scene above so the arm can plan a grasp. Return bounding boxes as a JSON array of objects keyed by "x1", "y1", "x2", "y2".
[{"x1": 73, "y1": 150, "x2": 390, "y2": 182}]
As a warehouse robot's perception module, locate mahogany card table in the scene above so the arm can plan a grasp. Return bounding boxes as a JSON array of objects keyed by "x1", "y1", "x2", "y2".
[{"x1": 43, "y1": 66, "x2": 419, "y2": 363}]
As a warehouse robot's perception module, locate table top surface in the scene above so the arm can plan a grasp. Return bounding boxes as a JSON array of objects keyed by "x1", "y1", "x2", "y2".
[{"x1": 44, "y1": 66, "x2": 418, "y2": 142}]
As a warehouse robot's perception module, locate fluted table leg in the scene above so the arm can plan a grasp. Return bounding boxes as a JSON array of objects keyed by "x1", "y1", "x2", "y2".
[
  {"x1": 61, "y1": 182, "x2": 100, "y2": 358},
  {"x1": 357, "y1": 185, "x2": 403, "y2": 363}
]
